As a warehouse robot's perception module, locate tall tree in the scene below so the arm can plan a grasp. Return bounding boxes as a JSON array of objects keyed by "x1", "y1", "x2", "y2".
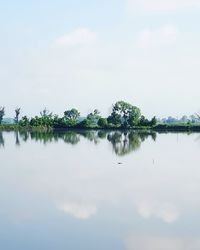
[
  {"x1": 64, "y1": 108, "x2": 80, "y2": 126},
  {"x1": 108, "y1": 101, "x2": 141, "y2": 127},
  {"x1": 14, "y1": 108, "x2": 21, "y2": 124},
  {"x1": 150, "y1": 116, "x2": 157, "y2": 127},
  {"x1": 0, "y1": 107, "x2": 5, "y2": 125}
]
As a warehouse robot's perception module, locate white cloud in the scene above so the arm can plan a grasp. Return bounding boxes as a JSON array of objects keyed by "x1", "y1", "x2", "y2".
[
  {"x1": 55, "y1": 28, "x2": 97, "y2": 47},
  {"x1": 58, "y1": 202, "x2": 97, "y2": 220},
  {"x1": 3, "y1": 23, "x2": 200, "y2": 118},
  {"x1": 127, "y1": 0, "x2": 200, "y2": 12},
  {"x1": 137, "y1": 24, "x2": 178, "y2": 48},
  {"x1": 136, "y1": 201, "x2": 179, "y2": 223}
]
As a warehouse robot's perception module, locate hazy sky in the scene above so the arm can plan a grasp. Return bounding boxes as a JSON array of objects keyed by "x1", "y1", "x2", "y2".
[{"x1": 0, "y1": 0, "x2": 200, "y2": 118}]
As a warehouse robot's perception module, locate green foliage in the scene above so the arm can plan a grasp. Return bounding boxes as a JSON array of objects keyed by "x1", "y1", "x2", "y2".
[
  {"x1": 64, "y1": 108, "x2": 80, "y2": 127},
  {"x1": 30, "y1": 116, "x2": 53, "y2": 127},
  {"x1": 87, "y1": 109, "x2": 101, "y2": 125},
  {"x1": 1, "y1": 101, "x2": 159, "y2": 130},
  {"x1": 150, "y1": 116, "x2": 157, "y2": 126},
  {"x1": 79, "y1": 109, "x2": 101, "y2": 128},
  {"x1": 19, "y1": 116, "x2": 29, "y2": 127},
  {"x1": 79, "y1": 118, "x2": 94, "y2": 128},
  {"x1": 139, "y1": 115, "x2": 157, "y2": 127},
  {"x1": 97, "y1": 118, "x2": 108, "y2": 128},
  {"x1": 107, "y1": 113, "x2": 121, "y2": 126},
  {"x1": 108, "y1": 101, "x2": 141, "y2": 127},
  {"x1": 139, "y1": 115, "x2": 149, "y2": 126},
  {"x1": 154, "y1": 123, "x2": 200, "y2": 132},
  {"x1": 52, "y1": 116, "x2": 66, "y2": 128}
]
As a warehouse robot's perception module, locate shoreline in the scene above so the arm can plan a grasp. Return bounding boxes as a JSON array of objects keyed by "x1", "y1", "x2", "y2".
[{"x1": 1, "y1": 124, "x2": 200, "y2": 133}]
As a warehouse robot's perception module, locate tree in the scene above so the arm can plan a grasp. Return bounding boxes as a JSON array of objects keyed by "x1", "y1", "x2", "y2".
[
  {"x1": 97, "y1": 118, "x2": 108, "y2": 128},
  {"x1": 109, "y1": 101, "x2": 141, "y2": 127},
  {"x1": 139, "y1": 115, "x2": 148, "y2": 126},
  {"x1": 19, "y1": 116, "x2": 29, "y2": 127},
  {"x1": 107, "y1": 113, "x2": 121, "y2": 126},
  {"x1": 139, "y1": 115, "x2": 157, "y2": 127},
  {"x1": 37, "y1": 108, "x2": 54, "y2": 127},
  {"x1": 93, "y1": 109, "x2": 100, "y2": 117},
  {"x1": 14, "y1": 108, "x2": 21, "y2": 124},
  {"x1": 0, "y1": 107, "x2": 5, "y2": 124},
  {"x1": 64, "y1": 108, "x2": 80, "y2": 121},
  {"x1": 78, "y1": 110, "x2": 100, "y2": 129},
  {"x1": 150, "y1": 116, "x2": 157, "y2": 127},
  {"x1": 82, "y1": 109, "x2": 101, "y2": 128},
  {"x1": 64, "y1": 108, "x2": 80, "y2": 126},
  {"x1": 40, "y1": 108, "x2": 53, "y2": 118},
  {"x1": 79, "y1": 118, "x2": 92, "y2": 128}
]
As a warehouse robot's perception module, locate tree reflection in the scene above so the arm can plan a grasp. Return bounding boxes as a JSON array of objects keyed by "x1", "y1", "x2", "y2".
[
  {"x1": 97, "y1": 131, "x2": 107, "y2": 139},
  {"x1": 15, "y1": 131, "x2": 20, "y2": 146},
  {"x1": 28, "y1": 131, "x2": 80, "y2": 145},
  {"x1": 19, "y1": 131, "x2": 29, "y2": 142},
  {"x1": 79, "y1": 131, "x2": 100, "y2": 144},
  {"x1": 63, "y1": 132, "x2": 80, "y2": 145},
  {"x1": 108, "y1": 131, "x2": 142, "y2": 156},
  {"x1": 6, "y1": 130, "x2": 156, "y2": 156},
  {"x1": 0, "y1": 132, "x2": 4, "y2": 147}
]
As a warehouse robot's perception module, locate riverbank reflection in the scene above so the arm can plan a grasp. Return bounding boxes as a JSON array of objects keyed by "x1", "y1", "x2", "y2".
[{"x1": 1, "y1": 130, "x2": 157, "y2": 156}]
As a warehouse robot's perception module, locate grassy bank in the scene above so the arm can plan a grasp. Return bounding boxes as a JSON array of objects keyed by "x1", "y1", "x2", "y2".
[
  {"x1": 1, "y1": 123, "x2": 200, "y2": 132},
  {"x1": 154, "y1": 124, "x2": 200, "y2": 132},
  {"x1": 0, "y1": 124, "x2": 53, "y2": 132}
]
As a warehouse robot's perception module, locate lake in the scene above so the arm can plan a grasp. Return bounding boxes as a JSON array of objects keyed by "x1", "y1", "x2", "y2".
[{"x1": 0, "y1": 130, "x2": 200, "y2": 250}]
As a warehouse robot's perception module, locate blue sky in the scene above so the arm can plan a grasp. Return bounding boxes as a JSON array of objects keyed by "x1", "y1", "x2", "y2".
[{"x1": 1, "y1": 0, "x2": 200, "y2": 118}]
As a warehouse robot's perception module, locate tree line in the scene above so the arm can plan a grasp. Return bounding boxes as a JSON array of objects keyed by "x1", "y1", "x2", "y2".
[{"x1": 0, "y1": 101, "x2": 157, "y2": 129}]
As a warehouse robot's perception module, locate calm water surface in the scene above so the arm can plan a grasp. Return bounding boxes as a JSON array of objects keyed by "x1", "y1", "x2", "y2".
[{"x1": 0, "y1": 130, "x2": 200, "y2": 250}]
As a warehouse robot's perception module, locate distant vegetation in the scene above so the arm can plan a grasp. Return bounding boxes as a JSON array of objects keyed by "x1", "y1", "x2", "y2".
[
  {"x1": 0, "y1": 101, "x2": 200, "y2": 132},
  {"x1": 158, "y1": 115, "x2": 200, "y2": 124},
  {"x1": 0, "y1": 101, "x2": 157, "y2": 131}
]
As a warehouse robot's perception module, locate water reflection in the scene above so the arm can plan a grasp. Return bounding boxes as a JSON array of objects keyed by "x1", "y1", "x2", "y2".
[
  {"x1": 29, "y1": 130, "x2": 81, "y2": 145},
  {"x1": 107, "y1": 131, "x2": 155, "y2": 156},
  {"x1": 0, "y1": 131, "x2": 200, "y2": 250},
  {"x1": 124, "y1": 235, "x2": 200, "y2": 250},
  {"x1": 15, "y1": 131, "x2": 20, "y2": 146},
  {"x1": 2, "y1": 130, "x2": 157, "y2": 156},
  {"x1": 0, "y1": 131, "x2": 4, "y2": 147}
]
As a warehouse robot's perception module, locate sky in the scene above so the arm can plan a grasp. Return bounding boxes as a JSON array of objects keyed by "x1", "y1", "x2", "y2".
[{"x1": 0, "y1": 0, "x2": 200, "y2": 118}]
